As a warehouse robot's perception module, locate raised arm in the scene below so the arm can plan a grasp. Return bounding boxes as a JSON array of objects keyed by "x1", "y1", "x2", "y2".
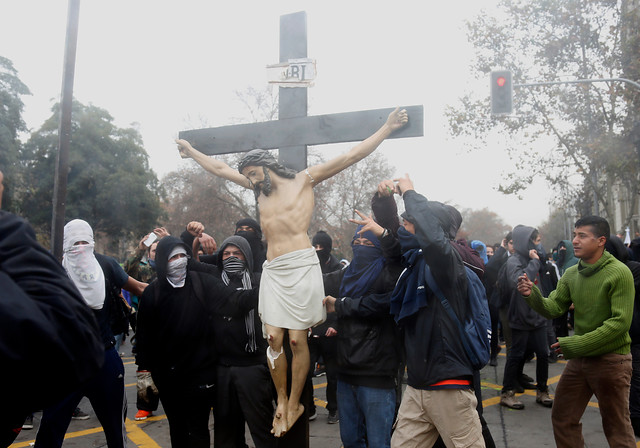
[
  {"x1": 176, "y1": 139, "x2": 252, "y2": 189},
  {"x1": 306, "y1": 108, "x2": 408, "y2": 184}
]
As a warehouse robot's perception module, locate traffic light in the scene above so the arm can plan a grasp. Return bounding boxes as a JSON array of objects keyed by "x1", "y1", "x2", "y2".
[{"x1": 490, "y1": 70, "x2": 512, "y2": 115}]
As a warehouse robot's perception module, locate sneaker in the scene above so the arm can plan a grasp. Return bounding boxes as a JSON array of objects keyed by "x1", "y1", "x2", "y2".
[
  {"x1": 314, "y1": 364, "x2": 326, "y2": 377},
  {"x1": 536, "y1": 390, "x2": 553, "y2": 408},
  {"x1": 500, "y1": 390, "x2": 524, "y2": 410},
  {"x1": 327, "y1": 411, "x2": 339, "y2": 424},
  {"x1": 22, "y1": 415, "x2": 34, "y2": 430},
  {"x1": 135, "y1": 410, "x2": 152, "y2": 421},
  {"x1": 71, "y1": 408, "x2": 90, "y2": 420},
  {"x1": 489, "y1": 356, "x2": 498, "y2": 367},
  {"x1": 308, "y1": 410, "x2": 317, "y2": 421}
]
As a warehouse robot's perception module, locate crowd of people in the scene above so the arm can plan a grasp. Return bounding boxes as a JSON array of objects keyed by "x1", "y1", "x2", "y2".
[{"x1": 2, "y1": 105, "x2": 639, "y2": 448}]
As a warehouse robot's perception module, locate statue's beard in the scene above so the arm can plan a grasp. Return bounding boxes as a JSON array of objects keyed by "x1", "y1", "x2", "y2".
[{"x1": 253, "y1": 167, "x2": 272, "y2": 197}]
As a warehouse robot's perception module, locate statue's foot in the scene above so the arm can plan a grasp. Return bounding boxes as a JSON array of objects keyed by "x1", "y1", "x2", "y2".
[
  {"x1": 271, "y1": 402, "x2": 289, "y2": 438},
  {"x1": 287, "y1": 402, "x2": 305, "y2": 430}
]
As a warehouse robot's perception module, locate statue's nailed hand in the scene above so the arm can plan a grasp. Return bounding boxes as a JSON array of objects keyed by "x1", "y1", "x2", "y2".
[
  {"x1": 176, "y1": 139, "x2": 193, "y2": 159},
  {"x1": 386, "y1": 107, "x2": 409, "y2": 131}
]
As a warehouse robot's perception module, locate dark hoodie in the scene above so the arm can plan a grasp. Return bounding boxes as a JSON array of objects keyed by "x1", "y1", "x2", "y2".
[
  {"x1": 605, "y1": 235, "x2": 640, "y2": 344},
  {"x1": 235, "y1": 218, "x2": 267, "y2": 273},
  {"x1": 506, "y1": 225, "x2": 547, "y2": 330},
  {"x1": 212, "y1": 236, "x2": 267, "y2": 366},
  {"x1": 557, "y1": 239, "x2": 579, "y2": 276},
  {"x1": 135, "y1": 236, "x2": 258, "y2": 386},
  {"x1": 393, "y1": 190, "x2": 474, "y2": 388}
]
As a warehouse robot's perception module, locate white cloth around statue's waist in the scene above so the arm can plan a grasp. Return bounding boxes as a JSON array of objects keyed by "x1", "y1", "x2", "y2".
[{"x1": 258, "y1": 247, "x2": 326, "y2": 332}]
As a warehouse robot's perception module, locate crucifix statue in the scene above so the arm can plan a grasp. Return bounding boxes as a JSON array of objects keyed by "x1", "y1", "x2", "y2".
[{"x1": 176, "y1": 11, "x2": 423, "y2": 441}]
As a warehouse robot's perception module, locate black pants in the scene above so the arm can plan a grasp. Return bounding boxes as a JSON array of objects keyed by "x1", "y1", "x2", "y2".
[
  {"x1": 503, "y1": 327, "x2": 549, "y2": 392},
  {"x1": 307, "y1": 336, "x2": 338, "y2": 413},
  {"x1": 154, "y1": 375, "x2": 215, "y2": 448},
  {"x1": 214, "y1": 364, "x2": 277, "y2": 448},
  {"x1": 35, "y1": 347, "x2": 126, "y2": 448},
  {"x1": 489, "y1": 302, "x2": 501, "y2": 358}
]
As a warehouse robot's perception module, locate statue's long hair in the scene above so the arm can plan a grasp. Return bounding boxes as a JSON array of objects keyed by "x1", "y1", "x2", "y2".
[{"x1": 238, "y1": 149, "x2": 297, "y2": 179}]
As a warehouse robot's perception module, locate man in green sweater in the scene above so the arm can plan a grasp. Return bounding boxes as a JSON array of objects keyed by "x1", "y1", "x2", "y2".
[{"x1": 517, "y1": 215, "x2": 636, "y2": 447}]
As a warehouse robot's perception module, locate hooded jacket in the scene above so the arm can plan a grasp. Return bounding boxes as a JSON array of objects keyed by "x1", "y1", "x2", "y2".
[
  {"x1": 135, "y1": 236, "x2": 258, "y2": 386},
  {"x1": 506, "y1": 225, "x2": 547, "y2": 330},
  {"x1": 557, "y1": 239, "x2": 579, "y2": 276},
  {"x1": 392, "y1": 190, "x2": 474, "y2": 389},
  {"x1": 319, "y1": 193, "x2": 403, "y2": 387},
  {"x1": 212, "y1": 236, "x2": 267, "y2": 366}
]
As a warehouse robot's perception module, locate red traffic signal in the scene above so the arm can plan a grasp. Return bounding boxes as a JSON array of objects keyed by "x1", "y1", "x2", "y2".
[{"x1": 490, "y1": 70, "x2": 513, "y2": 115}]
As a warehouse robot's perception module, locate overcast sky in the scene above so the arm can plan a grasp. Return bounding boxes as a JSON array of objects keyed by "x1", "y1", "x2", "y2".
[{"x1": 1, "y1": 0, "x2": 553, "y2": 229}]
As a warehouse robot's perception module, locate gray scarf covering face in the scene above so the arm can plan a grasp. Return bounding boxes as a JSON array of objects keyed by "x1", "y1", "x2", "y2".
[{"x1": 221, "y1": 257, "x2": 257, "y2": 353}]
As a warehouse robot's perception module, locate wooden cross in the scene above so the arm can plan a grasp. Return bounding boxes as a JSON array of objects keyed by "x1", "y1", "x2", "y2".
[
  {"x1": 178, "y1": 11, "x2": 424, "y2": 171},
  {"x1": 178, "y1": 11, "x2": 423, "y2": 447}
]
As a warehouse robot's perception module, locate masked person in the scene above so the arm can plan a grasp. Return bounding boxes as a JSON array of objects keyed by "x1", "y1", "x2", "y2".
[
  {"x1": 135, "y1": 236, "x2": 259, "y2": 448},
  {"x1": 388, "y1": 175, "x2": 485, "y2": 448},
  {"x1": 35, "y1": 219, "x2": 147, "y2": 448},
  {"x1": 312, "y1": 230, "x2": 343, "y2": 273},
  {"x1": 323, "y1": 184, "x2": 403, "y2": 448},
  {"x1": 210, "y1": 236, "x2": 276, "y2": 448},
  {"x1": 307, "y1": 230, "x2": 344, "y2": 422},
  {"x1": 235, "y1": 218, "x2": 267, "y2": 273},
  {"x1": 499, "y1": 225, "x2": 553, "y2": 410}
]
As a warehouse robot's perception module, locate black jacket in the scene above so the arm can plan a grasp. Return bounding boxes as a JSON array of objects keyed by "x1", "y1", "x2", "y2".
[
  {"x1": 136, "y1": 237, "x2": 258, "y2": 386},
  {"x1": 506, "y1": 225, "x2": 546, "y2": 330},
  {"x1": 0, "y1": 211, "x2": 103, "y2": 421},
  {"x1": 212, "y1": 236, "x2": 267, "y2": 367},
  {"x1": 398, "y1": 190, "x2": 473, "y2": 389},
  {"x1": 323, "y1": 193, "x2": 403, "y2": 387}
]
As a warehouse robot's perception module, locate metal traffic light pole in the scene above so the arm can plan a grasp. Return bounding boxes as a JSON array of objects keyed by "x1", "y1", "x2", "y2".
[{"x1": 515, "y1": 77, "x2": 640, "y2": 91}]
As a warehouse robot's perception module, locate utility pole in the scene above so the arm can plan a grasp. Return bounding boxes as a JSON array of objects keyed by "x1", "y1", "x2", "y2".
[{"x1": 51, "y1": 0, "x2": 80, "y2": 260}]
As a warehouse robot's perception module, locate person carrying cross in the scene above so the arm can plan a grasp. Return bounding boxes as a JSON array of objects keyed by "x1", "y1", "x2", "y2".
[{"x1": 176, "y1": 107, "x2": 408, "y2": 437}]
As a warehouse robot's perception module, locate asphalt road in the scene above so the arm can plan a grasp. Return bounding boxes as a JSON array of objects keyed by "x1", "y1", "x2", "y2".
[{"x1": 11, "y1": 339, "x2": 640, "y2": 447}]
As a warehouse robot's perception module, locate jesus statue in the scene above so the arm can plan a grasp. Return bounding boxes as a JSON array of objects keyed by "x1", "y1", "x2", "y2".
[{"x1": 176, "y1": 107, "x2": 408, "y2": 437}]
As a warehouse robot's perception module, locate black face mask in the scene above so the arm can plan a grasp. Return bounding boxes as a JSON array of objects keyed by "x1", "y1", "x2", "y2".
[
  {"x1": 316, "y1": 247, "x2": 330, "y2": 265},
  {"x1": 236, "y1": 230, "x2": 260, "y2": 244},
  {"x1": 558, "y1": 248, "x2": 567, "y2": 266}
]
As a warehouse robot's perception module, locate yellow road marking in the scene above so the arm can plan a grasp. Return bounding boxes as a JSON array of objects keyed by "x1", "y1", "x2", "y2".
[
  {"x1": 125, "y1": 418, "x2": 162, "y2": 447},
  {"x1": 10, "y1": 416, "x2": 169, "y2": 447}
]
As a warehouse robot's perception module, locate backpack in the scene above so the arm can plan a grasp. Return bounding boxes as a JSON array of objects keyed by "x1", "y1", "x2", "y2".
[{"x1": 424, "y1": 265, "x2": 492, "y2": 370}]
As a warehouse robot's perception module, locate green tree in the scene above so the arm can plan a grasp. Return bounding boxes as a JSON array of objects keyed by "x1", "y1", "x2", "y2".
[
  {"x1": 310, "y1": 151, "x2": 396, "y2": 259},
  {"x1": 458, "y1": 207, "x2": 512, "y2": 247},
  {"x1": 161, "y1": 154, "x2": 256, "y2": 244},
  {"x1": 447, "y1": 0, "x2": 639, "y2": 228},
  {"x1": 0, "y1": 55, "x2": 30, "y2": 211},
  {"x1": 21, "y1": 101, "x2": 164, "y2": 249},
  {"x1": 538, "y1": 208, "x2": 573, "y2": 251}
]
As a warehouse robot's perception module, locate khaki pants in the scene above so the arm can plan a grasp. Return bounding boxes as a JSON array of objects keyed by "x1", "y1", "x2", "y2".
[
  {"x1": 552, "y1": 353, "x2": 635, "y2": 448},
  {"x1": 391, "y1": 386, "x2": 485, "y2": 448}
]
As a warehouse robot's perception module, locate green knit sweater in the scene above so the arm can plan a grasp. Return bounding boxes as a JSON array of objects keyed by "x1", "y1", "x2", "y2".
[{"x1": 524, "y1": 250, "x2": 634, "y2": 359}]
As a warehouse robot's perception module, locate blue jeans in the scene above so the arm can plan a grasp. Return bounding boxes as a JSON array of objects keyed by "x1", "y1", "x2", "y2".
[{"x1": 337, "y1": 380, "x2": 396, "y2": 448}]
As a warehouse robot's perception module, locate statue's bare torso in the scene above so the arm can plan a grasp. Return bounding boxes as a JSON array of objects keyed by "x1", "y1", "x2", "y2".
[{"x1": 252, "y1": 172, "x2": 314, "y2": 260}]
